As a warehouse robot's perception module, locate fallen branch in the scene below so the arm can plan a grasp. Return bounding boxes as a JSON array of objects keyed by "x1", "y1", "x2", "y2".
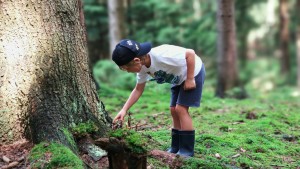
[{"x1": 1, "y1": 161, "x2": 19, "y2": 169}]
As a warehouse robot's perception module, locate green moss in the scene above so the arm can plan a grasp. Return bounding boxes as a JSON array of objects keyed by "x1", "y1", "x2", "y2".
[
  {"x1": 109, "y1": 129, "x2": 149, "y2": 154},
  {"x1": 29, "y1": 142, "x2": 84, "y2": 169},
  {"x1": 62, "y1": 128, "x2": 77, "y2": 151},
  {"x1": 184, "y1": 157, "x2": 227, "y2": 169},
  {"x1": 71, "y1": 121, "x2": 99, "y2": 137}
]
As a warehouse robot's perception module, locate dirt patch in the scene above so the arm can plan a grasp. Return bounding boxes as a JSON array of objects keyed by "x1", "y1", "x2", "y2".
[
  {"x1": 80, "y1": 154, "x2": 109, "y2": 169},
  {"x1": 0, "y1": 139, "x2": 110, "y2": 169},
  {"x1": 0, "y1": 139, "x2": 33, "y2": 169}
]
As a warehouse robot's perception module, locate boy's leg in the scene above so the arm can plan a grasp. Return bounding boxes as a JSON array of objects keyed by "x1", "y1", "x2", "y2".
[
  {"x1": 170, "y1": 106, "x2": 181, "y2": 129},
  {"x1": 174, "y1": 64, "x2": 205, "y2": 157},
  {"x1": 167, "y1": 107, "x2": 181, "y2": 153},
  {"x1": 175, "y1": 104, "x2": 193, "y2": 130}
]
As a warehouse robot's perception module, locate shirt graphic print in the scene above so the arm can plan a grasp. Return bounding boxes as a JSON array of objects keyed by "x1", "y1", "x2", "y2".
[{"x1": 149, "y1": 70, "x2": 180, "y2": 84}]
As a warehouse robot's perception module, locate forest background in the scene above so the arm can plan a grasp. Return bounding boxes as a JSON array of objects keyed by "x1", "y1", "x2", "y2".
[
  {"x1": 0, "y1": 0, "x2": 300, "y2": 168},
  {"x1": 87, "y1": 0, "x2": 300, "y2": 168},
  {"x1": 88, "y1": 0, "x2": 300, "y2": 96}
]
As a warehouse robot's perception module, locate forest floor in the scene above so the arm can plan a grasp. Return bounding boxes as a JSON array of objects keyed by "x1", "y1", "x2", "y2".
[
  {"x1": 0, "y1": 139, "x2": 111, "y2": 169},
  {"x1": 0, "y1": 119, "x2": 181, "y2": 169},
  {"x1": 1, "y1": 84, "x2": 300, "y2": 168},
  {"x1": 0, "y1": 140, "x2": 33, "y2": 169}
]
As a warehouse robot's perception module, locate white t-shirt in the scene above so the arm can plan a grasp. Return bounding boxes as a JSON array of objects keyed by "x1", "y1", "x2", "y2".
[{"x1": 137, "y1": 44, "x2": 202, "y2": 85}]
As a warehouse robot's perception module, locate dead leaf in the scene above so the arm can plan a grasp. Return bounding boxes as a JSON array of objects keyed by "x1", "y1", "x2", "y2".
[
  {"x1": 2, "y1": 155, "x2": 10, "y2": 163},
  {"x1": 215, "y1": 153, "x2": 221, "y2": 159},
  {"x1": 232, "y1": 153, "x2": 241, "y2": 158},
  {"x1": 240, "y1": 148, "x2": 246, "y2": 153}
]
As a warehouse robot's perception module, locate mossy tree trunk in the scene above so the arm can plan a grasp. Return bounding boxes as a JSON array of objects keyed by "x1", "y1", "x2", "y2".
[
  {"x1": 0, "y1": 0, "x2": 111, "y2": 146},
  {"x1": 296, "y1": 0, "x2": 300, "y2": 89}
]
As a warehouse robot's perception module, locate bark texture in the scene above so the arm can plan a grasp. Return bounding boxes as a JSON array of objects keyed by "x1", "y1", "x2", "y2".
[
  {"x1": 216, "y1": 0, "x2": 239, "y2": 98},
  {"x1": 279, "y1": 0, "x2": 290, "y2": 74},
  {"x1": 108, "y1": 0, "x2": 125, "y2": 57},
  {"x1": 297, "y1": 0, "x2": 300, "y2": 89},
  {"x1": 0, "y1": 0, "x2": 111, "y2": 144}
]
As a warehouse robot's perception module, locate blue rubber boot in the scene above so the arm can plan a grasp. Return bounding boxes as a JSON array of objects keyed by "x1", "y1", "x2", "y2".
[
  {"x1": 167, "y1": 128, "x2": 179, "y2": 153},
  {"x1": 176, "y1": 130, "x2": 195, "y2": 157}
]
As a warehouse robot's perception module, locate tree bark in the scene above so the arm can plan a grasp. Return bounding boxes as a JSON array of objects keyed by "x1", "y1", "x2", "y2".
[
  {"x1": 216, "y1": 0, "x2": 239, "y2": 98},
  {"x1": 108, "y1": 0, "x2": 125, "y2": 58},
  {"x1": 279, "y1": 0, "x2": 290, "y2": 75},
  {"x1": 297, "y1": 0, "x2": 300, "y2": 89},
  {"x1": 0, "y1": 0, "x2": 111, "y2": 145}
]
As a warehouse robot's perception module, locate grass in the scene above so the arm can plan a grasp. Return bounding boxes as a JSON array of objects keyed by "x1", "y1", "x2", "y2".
[{"x1": 99, "y1": 80, "x2": 300, "y2": 168}]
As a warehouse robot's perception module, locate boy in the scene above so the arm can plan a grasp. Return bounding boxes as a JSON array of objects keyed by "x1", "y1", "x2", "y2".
[{"x1": 112, "y1": 39, "x2": 205, "y2": 157}]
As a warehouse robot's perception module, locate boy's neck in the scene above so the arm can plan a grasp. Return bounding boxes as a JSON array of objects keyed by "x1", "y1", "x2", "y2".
[{"x1": 144, "y1": 54, "x2": 151, "y2": 68}]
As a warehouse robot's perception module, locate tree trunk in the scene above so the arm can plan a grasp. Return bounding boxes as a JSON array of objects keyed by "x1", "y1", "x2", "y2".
[
  {"x1": 0, "y1": 0, "x2": 111, "y2": 145},
  {"x1": 108, "y1": 0, "x2": 125, "y2": 58},
  {"x1": 193, "y1": 0, "x2": 201, "y2": 20},
  {"x1": 297, "y1": 0, "x2": 300, "y2": 89},
  {"x1": 216, "y1": 0, "x2": 239, "y2": 98},
  {"x1": 279, "y1": 0, "x2": 290, "y2": 75}
]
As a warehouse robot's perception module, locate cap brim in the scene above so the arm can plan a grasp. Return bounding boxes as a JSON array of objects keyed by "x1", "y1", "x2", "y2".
[{"x1": 137, "y1": 42, "x2": 152, "y2": 56}]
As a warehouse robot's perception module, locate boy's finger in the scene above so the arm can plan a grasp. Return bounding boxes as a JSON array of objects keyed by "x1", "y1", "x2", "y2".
[{"x1": 113, "y1": 117, "x2": 119, "y2": 123}]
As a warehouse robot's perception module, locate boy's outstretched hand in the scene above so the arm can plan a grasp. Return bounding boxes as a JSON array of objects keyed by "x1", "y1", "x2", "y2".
[
  {"x1": 184, "y1": 78, "x2": 196, "y2": 90},
  {"x1": 113, "y1": 109, "x2": 127, "y2": 123}
]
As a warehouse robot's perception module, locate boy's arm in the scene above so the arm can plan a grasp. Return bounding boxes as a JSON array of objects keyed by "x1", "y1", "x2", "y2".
[
  {"x1": 184, "y1": 49, "x2": 196, "y2": 90},
  {"x1": 113, "y1": 82, "x2": 146, "y2": 122}
]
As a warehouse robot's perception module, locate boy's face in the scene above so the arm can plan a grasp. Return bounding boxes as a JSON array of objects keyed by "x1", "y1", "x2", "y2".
[{"x1": 119, "y1": 58, "x2": 142, "y2": 73}]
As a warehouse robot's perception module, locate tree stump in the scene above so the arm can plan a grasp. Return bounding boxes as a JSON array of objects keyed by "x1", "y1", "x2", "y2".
[{"x1": 95, "y1": 137, "x2": 147, "y2": 169}]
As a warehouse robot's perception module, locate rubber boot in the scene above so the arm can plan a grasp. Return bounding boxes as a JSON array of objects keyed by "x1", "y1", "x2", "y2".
[
  {"x1": 176, "y1": 130, "x2": 195, "y2": 157},
  {"x1": 167, "y1": 128, "x2": 179, "y2": 153}
]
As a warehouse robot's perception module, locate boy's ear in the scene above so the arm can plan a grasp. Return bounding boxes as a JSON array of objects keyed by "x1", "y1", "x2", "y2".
[{"x1": 133, "y1": 57, "x2": 141, "y2": 62}]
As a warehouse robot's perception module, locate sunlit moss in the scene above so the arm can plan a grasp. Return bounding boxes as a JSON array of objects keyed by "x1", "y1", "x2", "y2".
[
  {"x1": 71, "y1": 121, "x2": 99, "y2": 137},
  {"x1": 109, "y1": 129, "x2": 149, "y2": 154},
  {"x1": 29, "y1": 142, "x2": 84, "y2": 169},
  {"x1": 62, "y1": 128, "x2": 77, "y2": 151}
]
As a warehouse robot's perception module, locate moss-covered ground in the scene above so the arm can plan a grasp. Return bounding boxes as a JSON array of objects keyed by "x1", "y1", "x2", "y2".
[
  {"x1": 100, "y1": 80, "x2": 300, "y2": 169},
  {"x1": 29, "y1": 142, "x2": 84, "y2": 169}
]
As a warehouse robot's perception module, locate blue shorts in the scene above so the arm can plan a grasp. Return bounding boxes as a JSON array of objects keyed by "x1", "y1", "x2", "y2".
[{"x1": 170, "y1": 64, "x2": 205, "y2": 107}]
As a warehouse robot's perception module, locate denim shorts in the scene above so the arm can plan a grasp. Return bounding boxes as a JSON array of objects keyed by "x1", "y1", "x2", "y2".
[{"x1": 170, "y1": 64, "x2": 205, "y2": 107}]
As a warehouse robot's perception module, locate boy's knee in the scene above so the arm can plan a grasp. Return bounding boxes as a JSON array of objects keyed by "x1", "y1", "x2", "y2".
[
  {"x1": 170, "y1": 107, "x2": 177, "y2": 116},
  {"x1": 170, "y1": 107, "x2": 176, "y2": 112},
  {"x1": 175, "y1": 105, "x2": 188, "y2": 114}
]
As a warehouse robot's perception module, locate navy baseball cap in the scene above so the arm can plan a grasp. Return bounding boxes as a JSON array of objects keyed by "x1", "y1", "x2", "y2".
[{"x1": 112, "y1": 39, "x2": 152, "y2": 66}]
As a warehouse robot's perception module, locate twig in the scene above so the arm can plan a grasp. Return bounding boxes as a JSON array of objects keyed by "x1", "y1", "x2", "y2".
[
  {"x1": 126, "y1": 123, "x2": 148, "y2": 130},
  {"x1": 127, "y1": 112, "x2": 132, "y2": 129},
  {"x1": 1, "y1": 161, "x2": 19, "y2": 169}
]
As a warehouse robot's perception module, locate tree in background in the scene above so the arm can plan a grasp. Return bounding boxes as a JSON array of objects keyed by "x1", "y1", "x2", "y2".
[
  {"x1": 84, "y1": 0, "x2": 218, "y2": 61},
  {"x1": 108, "y1": 0, "x2": 125, "y2": 58},
  {"x1": 83, "y1": 0, "x2": 109, "y2": 63},
  {"x1": 0, "y1": 0, "x2": 111, "y2": 147},
  {"x1": 235, "y1": 0, "x2": 267, "y2": 67},
  {"x1": 297, "y1": 0, "x2": 300, "y2": 89},
  {"x1": 215, "y1": 0, "x2": 239, "y2": 98},
  {"x1": 279, "y1": 0, "x2": 290, "y2": 75}
]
